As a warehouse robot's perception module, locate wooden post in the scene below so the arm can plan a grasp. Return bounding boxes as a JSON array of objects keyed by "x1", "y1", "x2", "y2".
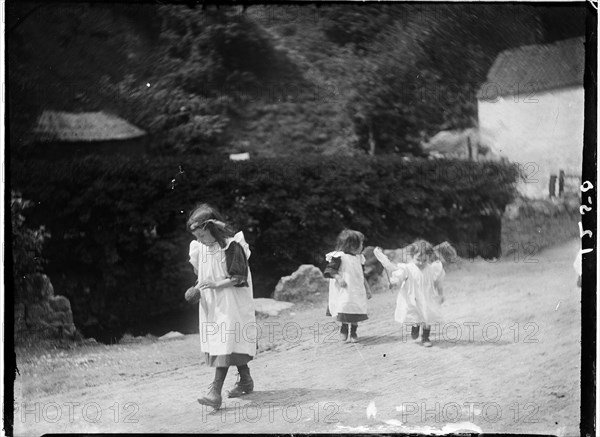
[
  {"x1": 549, "y1": 175, "x2": 557, "y2": 197},
  {"x1": 558, "y1": 170, "x2": 565, "y2": 197},
  {"x1": 467, "y1": 137, "x2": 473, "y2": 161}
]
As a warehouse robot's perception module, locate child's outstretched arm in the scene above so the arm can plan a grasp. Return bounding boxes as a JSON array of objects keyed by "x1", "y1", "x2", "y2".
[
  {"x1": 373, "y1": 247, "x2": 397, "y2": 272},
  {"x1": 373, "y1": 247, "x2": 408, "y2": 286}
]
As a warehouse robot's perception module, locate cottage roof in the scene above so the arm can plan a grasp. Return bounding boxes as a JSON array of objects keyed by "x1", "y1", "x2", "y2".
[
  {"x1": 33, "y1": 111, "x2": 146, "y2": 142},
  {"x1": 478, "y1": 37, "x2": 585, "y2": 99}
]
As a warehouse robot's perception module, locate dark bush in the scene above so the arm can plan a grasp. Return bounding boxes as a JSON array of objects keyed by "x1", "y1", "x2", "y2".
[
  {"x1": 11, "y1": 191, "x2": 51, "y2": 304},
  {"x1": 11, "y1": 155, "x2": 517, "y2": 338}
]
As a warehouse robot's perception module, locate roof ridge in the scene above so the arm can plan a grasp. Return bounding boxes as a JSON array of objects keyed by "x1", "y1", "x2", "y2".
[
  {"x1": 478, "y1": 36, "x2": 585, "y2": 99},
  {"x1": 33, "y1": 110, "x2": 146, "y2": 142},
  {"x1": 499, "y1": 36, "x2": 585, "y2": 55}
]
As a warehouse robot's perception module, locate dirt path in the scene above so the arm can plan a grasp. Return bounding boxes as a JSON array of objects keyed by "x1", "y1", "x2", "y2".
[{"x1": 13, "y1": 239, "x2": 581, "y2": 435}]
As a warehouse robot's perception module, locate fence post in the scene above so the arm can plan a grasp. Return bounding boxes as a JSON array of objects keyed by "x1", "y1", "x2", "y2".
[
  {"x1": 558, "y1": 170, "x2": 565, "y2": 197},
  {"x1": 549, "y1": 174, "x2": 557, "y2": 197}
]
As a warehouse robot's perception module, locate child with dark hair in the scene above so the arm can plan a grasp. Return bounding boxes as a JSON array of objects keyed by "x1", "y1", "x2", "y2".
[
  {"x1": 186, "y1": 203, "x2": 256, "y2": 409},
  {"x1": 324, "y1": 229, "x2": 372, "y2": 342},
  {"x1": 374, "y1": 239, "x2": 446, "y2": 347}
]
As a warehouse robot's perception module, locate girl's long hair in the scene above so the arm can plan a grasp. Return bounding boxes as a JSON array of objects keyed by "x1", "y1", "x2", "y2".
[
  {"x1": 335, "y1": 229, "x2": 365, "y2": 254},
  {"x1": 187, "y1": 203, "x2": 236, "y2": 247}
]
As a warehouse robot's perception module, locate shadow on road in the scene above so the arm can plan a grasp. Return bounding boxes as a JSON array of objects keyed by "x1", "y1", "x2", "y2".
[{"x1": 218, "y1": 386, "x2": 379, "y2": 411}]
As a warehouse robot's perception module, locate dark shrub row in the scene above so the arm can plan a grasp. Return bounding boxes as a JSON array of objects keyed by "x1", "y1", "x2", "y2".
[{"x1": 11, "y1": 155, "x2": 517, "y2": 339}]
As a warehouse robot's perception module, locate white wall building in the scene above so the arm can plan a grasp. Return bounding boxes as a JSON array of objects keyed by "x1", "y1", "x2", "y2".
[{"x1": 477, "y1": 37, "x2": 585, "y2": 198}]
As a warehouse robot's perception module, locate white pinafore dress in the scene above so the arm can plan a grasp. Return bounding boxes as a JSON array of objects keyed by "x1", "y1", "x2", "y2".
[
  {"x1": 188, "y1": 231, "x2": 257, "y2": 367},
  {"x1": 324, "y1": 251, "x2": 369, "y2": 323},
  {"x1": 389, "y1": 261, "x2": 445, "y2": 325}
]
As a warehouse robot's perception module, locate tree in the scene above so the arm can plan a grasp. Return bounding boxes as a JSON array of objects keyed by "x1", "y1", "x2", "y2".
[
  {"x1": 343, "y1": 3, "x2": 544, "y2": 154},
  {"x1": 99, "y1": 5, "x2": 284, "y2": 155}
]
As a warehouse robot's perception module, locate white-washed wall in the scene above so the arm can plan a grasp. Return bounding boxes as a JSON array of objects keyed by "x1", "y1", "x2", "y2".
[{"x1": 478, "y1": 85, "x2": 584, "y2": 198}]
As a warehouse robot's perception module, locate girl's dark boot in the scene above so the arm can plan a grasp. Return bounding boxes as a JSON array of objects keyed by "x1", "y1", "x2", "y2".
[
  {"x1": 411, "y1": 324, "x2": 420, "y2": 340},
  {"x1": 198, "y1": 367, "x2": 227, "y2": 409},
  {"x1": 227, "y1": 365, "x2": 254, "y2": 398},
  {"x1": 349, "y1": 324, "x2": 358, "y2": 342},
  {"x1": 340, "y1": 323, "x2": 349, "y2": 341},
  {"x1": 340, "y1": 323, "x2": 348, "y2": 341},
  {"x1": 421, "y1": 326, "x2": 432, "y2": 347}
]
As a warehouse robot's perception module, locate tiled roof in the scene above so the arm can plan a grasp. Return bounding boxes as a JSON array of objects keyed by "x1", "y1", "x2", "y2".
[{"x1": 478, "y1": 37, "x2": 585, "y2": 99}]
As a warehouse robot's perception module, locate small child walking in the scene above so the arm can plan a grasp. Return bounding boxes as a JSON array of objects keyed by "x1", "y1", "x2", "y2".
[
  {"x1": 373, "y1": 240, "x2": 445, "y2": 347},
  {"x1": 324, "y1": 229, "x2": 372, "y2": 342},
  {"x1": 186, "y1": 203, "x2": 257, "y2": 410}
]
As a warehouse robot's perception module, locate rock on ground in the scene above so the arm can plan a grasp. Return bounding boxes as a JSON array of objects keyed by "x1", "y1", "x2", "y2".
[
  {"x1": 253, "y1": 298, "x2": 294, "y2": 317},
  {"x1": 273, "y1": 264, "x2": 328, "y2": 302}
]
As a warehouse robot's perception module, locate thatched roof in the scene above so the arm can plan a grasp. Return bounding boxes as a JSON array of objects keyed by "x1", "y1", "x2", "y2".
[
  {"x1": 33, "y1": 111, "x2": 146, "y2": 142},
  {"x1": 478, "y1": 37, "x2": 585, "y2": 98}
]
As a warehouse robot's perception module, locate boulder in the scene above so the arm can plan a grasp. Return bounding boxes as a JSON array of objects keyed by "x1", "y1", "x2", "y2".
[
  {"x1": 253, "y1": 298, "x2": 294, "y2": 317},
  {"x1": 366, "y1": 273, "x2": 391, "y2": 294},
  {"x1": 48, "y1": 295, "x2": 72, "y2": 313},
  {"x1": 16, "y1": 274, "x2": 78, "y2": 342},
  {"x1": 363, "y1": 246, "x2": 391, "y2": 294},
  {"x1": 159, "y1": 331, "x2": 185, "y2": 341},
  {"x1": 273, "y1": 265, "x2": 329, "y2": 302}
]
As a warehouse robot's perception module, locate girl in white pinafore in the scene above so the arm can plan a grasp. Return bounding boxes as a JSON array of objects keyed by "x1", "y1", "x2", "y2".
[
  {"x1": 324, "y1": 229, "x2": 372, "y2": 342},
  {"x1": 374, "y1": 240, "x2": 445, "y2": 347},
  {"x1": 187, "y1": 203, "x2": 257, "y2": 410}
]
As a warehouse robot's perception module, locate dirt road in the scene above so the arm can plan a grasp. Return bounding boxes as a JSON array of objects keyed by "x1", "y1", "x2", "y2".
[{"x1": 13, "y1": 239, "x2": 581, "y2": 435}]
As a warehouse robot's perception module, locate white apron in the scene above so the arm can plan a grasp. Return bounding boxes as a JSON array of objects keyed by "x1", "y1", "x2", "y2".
[
  {"x1": 189, "y1": 232, "x2": 257, "y2": 359},
  {"x1": 326, "y1": 251, "x2": 368, "y2": 317}
]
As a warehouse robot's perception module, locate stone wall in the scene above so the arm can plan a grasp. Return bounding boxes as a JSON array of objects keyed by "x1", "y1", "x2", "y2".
[
  {"x1": 500, "y1": 195, "x2": 580, "y2": 257},
  {"x1": 15, "y1": 274, "x2": 78, "y2": 343}
]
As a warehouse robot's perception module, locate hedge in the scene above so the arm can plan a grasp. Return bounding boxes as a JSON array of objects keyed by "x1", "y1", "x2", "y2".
[{"x1": 11, "y1": 155, "x2": 518, "y2": 340}]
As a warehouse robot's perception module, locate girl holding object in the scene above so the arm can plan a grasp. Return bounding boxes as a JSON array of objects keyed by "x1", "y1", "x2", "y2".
[
  {"x1": 186, "y1": 203, "x2": 257, "y2": 410},
  {"x1": 373, "y1": 240, "x2": 445, "y2": 347},
  {"x1": 324, "y1": 229, "x2": 372, "y2": 342}
]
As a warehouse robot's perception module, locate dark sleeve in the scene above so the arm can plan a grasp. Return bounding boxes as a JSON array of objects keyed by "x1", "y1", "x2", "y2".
[
  {"x1": 323, "y1": 257, "x2": 342, "y2": 278},
  {"x1": 225, "y1": 242, "x2": 249, "y2": 287}
]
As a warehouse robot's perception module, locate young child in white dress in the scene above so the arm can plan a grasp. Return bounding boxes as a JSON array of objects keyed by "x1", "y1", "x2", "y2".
[
  {"x1": 186, "y1": 203, "x2": 257, "y2": 410},
  {"x1": 374, "y1": 240, "x2": 445, "y2": 347},
  {"x1": 324, "y1": 229, "x2": 372, "y2": 342}
]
